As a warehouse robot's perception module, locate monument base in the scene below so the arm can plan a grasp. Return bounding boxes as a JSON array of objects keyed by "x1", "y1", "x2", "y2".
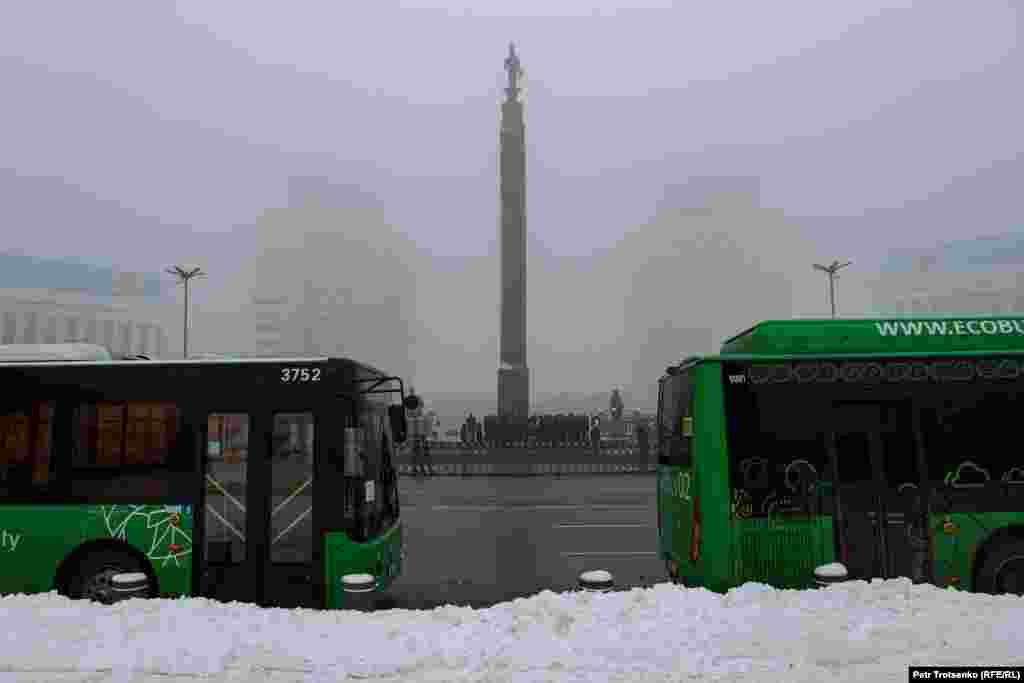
[{"x1": 497, "y1": 366, "x2": 530, "y2": 419}]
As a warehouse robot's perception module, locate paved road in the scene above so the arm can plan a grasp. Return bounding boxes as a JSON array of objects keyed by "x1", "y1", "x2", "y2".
[{"x1": 377, "y1": 474, "x2": 666, "y2": 610}]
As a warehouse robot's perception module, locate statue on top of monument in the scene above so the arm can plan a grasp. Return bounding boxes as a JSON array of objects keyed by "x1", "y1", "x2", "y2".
[{"x1": 504, "y1": 42, "x2": 523, "y2": 99}]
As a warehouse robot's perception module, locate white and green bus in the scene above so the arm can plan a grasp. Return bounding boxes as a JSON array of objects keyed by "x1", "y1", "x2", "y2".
[{"x1": 0, "y1": 345, "x2": 407, "y2": 608}]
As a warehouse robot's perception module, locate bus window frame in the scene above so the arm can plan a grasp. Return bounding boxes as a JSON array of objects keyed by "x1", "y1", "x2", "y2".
[
  {"x1": 658, "y1": 370, "x2": 694, "y2": 468},
  {"x1": 722, "y1": 356, "x2": 1024, "y2": 520}
]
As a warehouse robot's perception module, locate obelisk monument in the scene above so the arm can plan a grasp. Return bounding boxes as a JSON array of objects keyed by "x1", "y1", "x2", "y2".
[{"x1": 497, "y1": 43, "x2": 530, "y2": 419}]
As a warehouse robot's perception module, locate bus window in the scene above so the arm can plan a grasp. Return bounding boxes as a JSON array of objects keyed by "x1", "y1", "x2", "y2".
[
  {"x1": 71, "y1": 401, "x2": 188, "y2": 499},
  {"x1": 205, "y1": 413, "x2": 249, "y2": 564},
  {"x1": 0, "y1": 401, "x2": 56, "y2": 493},
  {"x1": 343, "y1": 428, "x2": 366, "y2": 477},
  {"x1": 271, "y1": 413, "x2": 314, "y2": 564},
  {"x1": 378, "y1": 427, "x2": 400, "y2": 530},
  {"x1": 878, "y1": 405, "x2": 920, "y2": 494},
  {"x1": 360, "y1": 412, "x2": 383, "y2": 477},
  {"x1": 339, "y1": 396, "x2": 401, "y2": 541},
  {"x1": 723, "y1": 375, "x2": 829, "y2": 518},
  {"x1": 920, "y1": 387, "x2": 1022, "y2": 493},
  {"x1": 659, "y1": 373, "x2": 693, "y2": 466}
]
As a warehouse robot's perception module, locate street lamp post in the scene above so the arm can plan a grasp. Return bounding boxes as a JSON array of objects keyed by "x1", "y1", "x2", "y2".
[
  {"x1": 813, "y1": 260, "x2": 852, "y2": 319},
  {"x1": 165, "y1": 266, "x2": 206, "y2": 358}
]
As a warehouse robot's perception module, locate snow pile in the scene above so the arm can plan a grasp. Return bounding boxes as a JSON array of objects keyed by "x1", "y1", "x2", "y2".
[{"x1": 0, "y1": 580, "x2": 1022, "y2": 682}]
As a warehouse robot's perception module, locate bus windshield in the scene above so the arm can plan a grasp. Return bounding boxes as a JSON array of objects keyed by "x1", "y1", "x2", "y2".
[{"x1": 341, "y1": 393, "x2": 400, "y2": 542}]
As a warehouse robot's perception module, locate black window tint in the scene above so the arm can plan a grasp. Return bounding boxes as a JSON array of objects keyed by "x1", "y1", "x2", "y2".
[
  {"x1": 879, "y1": 404, "x2": 920, "y2": 490},
  {"x1": 659, "y1": 373, "x2": 692, "y2": 465},
  {"x1": 0, "y1": 401, "x2": 56, "y2": 493},
  {"x1": 834, "y1": 433, "x2": 874, "y2": 484},
  {"x1": 920, "y1": 388, "x2": 1022, "y2": 490},
  {"x1": 724, "y1": 367, "x2": 830, "y2": 518}
]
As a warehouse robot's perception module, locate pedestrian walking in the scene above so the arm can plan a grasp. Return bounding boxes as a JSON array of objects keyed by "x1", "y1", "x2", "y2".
[
  {"x1": 422, "y1": 436, "x2": 435, "y2": 476},
  {"x1": 405, "y1": 390, "x2": 435, "y2": 477},
  {"x1": 636, "y1": 422, "x2": 650, "y2": 459}
]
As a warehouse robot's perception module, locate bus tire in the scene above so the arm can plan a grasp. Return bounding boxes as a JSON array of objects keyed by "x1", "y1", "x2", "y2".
[
  {"x1": 975, "y1": 538, "x2": 1024, "y2": 595},
  {"x1": 66, "y1": 547, "x2": 154, "y2": 605}
]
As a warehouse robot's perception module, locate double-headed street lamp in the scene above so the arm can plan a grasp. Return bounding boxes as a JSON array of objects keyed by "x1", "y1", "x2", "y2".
[
  {"x1": 813, "y1": 260, "x2": 852, "y2": 319},
  {"x1": 165, "y1": 265, "x2": 205, "y2": 358}
]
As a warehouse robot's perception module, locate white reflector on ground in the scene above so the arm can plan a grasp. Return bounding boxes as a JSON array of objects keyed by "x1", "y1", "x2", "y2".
[
  {"x1": 814, "y1": 562, "x2": 849, "y2": 586},
  {"x1": 578, "y1": 569, "x2": 614, "y2": 592}
]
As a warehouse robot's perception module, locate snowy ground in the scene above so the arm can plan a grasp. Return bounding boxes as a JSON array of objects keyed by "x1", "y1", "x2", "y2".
[{"x1": 1, "y1": 580, "x2": 1023, "y2": 683}]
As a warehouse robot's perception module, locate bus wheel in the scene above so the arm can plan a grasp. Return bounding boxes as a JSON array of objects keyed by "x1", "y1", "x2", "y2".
[
  {"x1": 976, "y1": 539, "x2": 1024, "y2": 595},
  {"x1": 68, "y1": 550, "x2": 153, "y2": 605}
]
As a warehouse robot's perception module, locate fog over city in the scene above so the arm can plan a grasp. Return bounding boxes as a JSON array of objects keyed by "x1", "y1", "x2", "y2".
[{"x1": 2, "y1": 1, "x2": 1020, "y2": 409}]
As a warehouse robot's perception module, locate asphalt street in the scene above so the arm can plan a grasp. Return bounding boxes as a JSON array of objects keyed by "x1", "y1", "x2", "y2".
[{"x1": 378, "y1": 474, "x2": 665, "y2": 610}]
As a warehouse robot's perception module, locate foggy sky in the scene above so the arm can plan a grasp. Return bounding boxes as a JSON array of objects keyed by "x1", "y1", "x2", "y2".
[{"x1": 2, "y1": 1, "x2": 1020, "y2": 408}]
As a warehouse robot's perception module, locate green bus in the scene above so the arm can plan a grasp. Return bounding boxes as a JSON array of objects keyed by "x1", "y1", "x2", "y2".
[
  {"x1": 0, "y1": 344, "x2": 408, "y2": 608},
  {"x1": 657, "y1": 316, "x2": 1024, "y2": 595}
]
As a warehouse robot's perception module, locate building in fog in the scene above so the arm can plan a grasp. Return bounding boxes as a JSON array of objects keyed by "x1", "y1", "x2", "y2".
[
  {"x1": 868, "y1": 233, "x2": 1024, "y2": 315},
  {"x1": 244, "y1": 260, "x2": 347, "y2": 357},
  {"x1": 623, "y1": 175, "x2": 809, "y2": 404},
  {"x1": 234, "y1": 176, "x2": 417, "y2": 368},
  {"x1": 0, "y1": 252, "x2": 173, "y2": 356}
]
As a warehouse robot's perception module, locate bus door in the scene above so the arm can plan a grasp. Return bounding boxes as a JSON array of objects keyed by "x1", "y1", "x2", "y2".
[
  {"x1": 266, "y1": 411, "x2": 319, "y2": 608},
  {"x1": 200, "y1": 411, "x2": 260, "y2": 605},
  {"x1": 199, "y1": 410, "x2": 320, "y2": 608},
  {"x1": 827, "y1": 402, "x2": 930, "y2": 582}
]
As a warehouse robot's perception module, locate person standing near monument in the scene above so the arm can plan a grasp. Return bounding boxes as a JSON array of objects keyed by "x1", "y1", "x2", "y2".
[
  {"x1": 635, "y1": 419, "x2": 650, "y2": 459},
  {"x1": 405, "y1": 390, "x2": 435, "y2": 477}
]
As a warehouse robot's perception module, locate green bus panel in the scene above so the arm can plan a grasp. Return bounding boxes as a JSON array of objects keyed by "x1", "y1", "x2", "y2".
[
  {"x1": 721, "y1": 317, "x2": 1024, "y2": 357},
  {"x1": 729, "y1": 516, "x2": 834, "y2": 590},
  {"x1": 657, "y1": 463, "x2": 692, "y2": 568},
  {"x1": 0, "y1": 504, "x2": 193, "y2": 597},
  {"x1": 692, "y1": 361, "x2": 732, "y2": 592},
  {"x1": 323, "y1": 522, "x2": 403, "y2": 609}
]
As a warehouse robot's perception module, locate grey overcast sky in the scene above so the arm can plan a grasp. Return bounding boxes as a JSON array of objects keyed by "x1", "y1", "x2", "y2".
[{"x1": 1, "y1": 1, "x2": 1020, "y2": 405}]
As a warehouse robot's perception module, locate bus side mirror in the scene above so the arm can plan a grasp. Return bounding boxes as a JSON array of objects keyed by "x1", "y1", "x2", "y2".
[{"x1": 389, "y1": 405, "x2": 407, "y2": 444}]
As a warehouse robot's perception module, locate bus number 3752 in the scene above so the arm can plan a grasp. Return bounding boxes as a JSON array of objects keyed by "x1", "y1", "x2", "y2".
[{"x1": 281, "y1": 368, "x2": 322, "y2": 383}]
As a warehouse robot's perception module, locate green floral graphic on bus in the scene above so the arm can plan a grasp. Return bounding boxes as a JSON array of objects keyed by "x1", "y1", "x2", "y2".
[{"x1": 92, "y1": 505, "x2": 193, "y2": 567}]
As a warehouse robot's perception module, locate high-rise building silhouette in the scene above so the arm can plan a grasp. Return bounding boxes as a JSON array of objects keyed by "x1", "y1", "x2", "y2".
[{"x1": 497, "y1": 43, "x2": 530, "y2": 419}]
